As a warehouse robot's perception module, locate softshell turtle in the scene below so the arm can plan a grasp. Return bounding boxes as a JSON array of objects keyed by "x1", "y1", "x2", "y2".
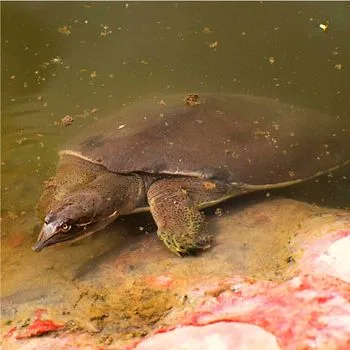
[{"x1": 33, "y1": 94, "x2": 349, "y2": 256}]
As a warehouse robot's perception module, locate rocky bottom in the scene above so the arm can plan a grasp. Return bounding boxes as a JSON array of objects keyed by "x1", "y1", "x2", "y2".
[{"x1": 1, "y1": 197, "x2": 349, "y2": 349}]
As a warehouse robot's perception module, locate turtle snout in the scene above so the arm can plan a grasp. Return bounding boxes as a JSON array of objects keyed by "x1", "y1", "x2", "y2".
[
  {"x1": 32, "y1": 221, "x2": 61, "y2": 252},
  {"x1": 32, "y1": 240, "x2": 45, "y2": 252}
]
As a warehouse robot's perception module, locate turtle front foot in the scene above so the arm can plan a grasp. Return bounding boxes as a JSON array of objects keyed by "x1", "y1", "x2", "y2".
[
  {"x1": 147, "y1": 178, "x2": 213, "y2": 257},
  {"x1": 158, "y1": 227, "x2": 213, "y2": 257}
]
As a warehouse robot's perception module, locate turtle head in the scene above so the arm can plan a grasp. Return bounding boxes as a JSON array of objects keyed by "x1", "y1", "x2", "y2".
[{"x1": 32, "y1": 191, "x2": 118, "y2": 252}]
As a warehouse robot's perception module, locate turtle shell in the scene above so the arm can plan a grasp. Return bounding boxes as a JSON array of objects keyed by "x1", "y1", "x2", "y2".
[{"x1": 62, "y1": 94, "x2": 349, "y2": 186}]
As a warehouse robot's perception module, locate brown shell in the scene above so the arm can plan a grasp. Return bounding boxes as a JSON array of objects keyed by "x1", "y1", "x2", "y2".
[{"x1": 63, "y1": 94, "x2": 349, "y2": 185}]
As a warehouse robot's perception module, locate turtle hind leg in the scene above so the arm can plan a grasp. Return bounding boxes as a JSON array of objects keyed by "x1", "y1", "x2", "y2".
[{"x1": 147, "y1": 177, "x2": 236, "y2": 256}]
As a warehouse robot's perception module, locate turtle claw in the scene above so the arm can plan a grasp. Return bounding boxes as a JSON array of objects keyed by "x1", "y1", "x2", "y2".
[{"x1": 158, "y1": 229, "x2": 212, "y2": 257}]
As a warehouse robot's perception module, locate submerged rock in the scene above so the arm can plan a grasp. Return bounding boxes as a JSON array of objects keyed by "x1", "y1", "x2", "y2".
[{"x1": 1, "y1": 198, "x2": 350, "y2": 349}]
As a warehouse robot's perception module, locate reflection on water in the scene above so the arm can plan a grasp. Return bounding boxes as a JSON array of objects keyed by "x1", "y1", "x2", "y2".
[{"x1": 1, "y1": 1, "x2": 349, "y2": 315}]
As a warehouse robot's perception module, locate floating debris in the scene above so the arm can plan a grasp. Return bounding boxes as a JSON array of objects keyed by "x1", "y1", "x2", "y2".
[
  {"x1": 209, "y1": 41, "x2": 218, "y2": 49},
  {"x1": 288, "y1": 170, "x2": 296, "y2": 178},
  {"x1": 118, "y1": 124, "x2": 126, "y2": 130},
  {"x1": 16, "y1": 137, "x2": 28, "y2": 145},
  {"x1": 268, "y1": 56, "x2": 276, "y2": 65},
  {"x1": 202, "y1": 27, "x2": 212, "y2": 34},
  {"x1": 100, "y1": 24, "x2": 112, "y2": 37},
  {"x1": 185, "y1": 94, "x2": 200, "y2": 106},
  {"x1": 334, "y1": 63, "x2": 343, "y2": 71},
  {"x1": 272, "y1": 123, "x2": 279, "y2": 130},
  {"x1": 50, "y1": 56, "x2": 63, "y2": 65},
  {"x1": 319, "y1": 21, "x2": 329, "y2": 32},
  {"x1": 61, "y1": 115, "x2": 74, "y2": 126},
  {"x1": 58, "y1": 25, "x2": 71, "y2": 36}
]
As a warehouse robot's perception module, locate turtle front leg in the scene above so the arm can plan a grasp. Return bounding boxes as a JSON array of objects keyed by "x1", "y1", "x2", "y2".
[{"x1": 147, "y1": 177, "x2": 233, "y2": 256}]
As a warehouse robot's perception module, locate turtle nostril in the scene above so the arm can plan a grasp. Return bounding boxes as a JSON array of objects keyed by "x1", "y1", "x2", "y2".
[
  {"x1": 44, "y1": 213, "x2": 56, "y2": 225},
  {"x1": 44, "y1": 214, "x2": 52, "y2": 225}
]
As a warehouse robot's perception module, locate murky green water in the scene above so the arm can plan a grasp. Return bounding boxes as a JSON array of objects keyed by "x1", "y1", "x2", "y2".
[{"x1": 1, "y1": 1, "x2": 349, "y2": 310}]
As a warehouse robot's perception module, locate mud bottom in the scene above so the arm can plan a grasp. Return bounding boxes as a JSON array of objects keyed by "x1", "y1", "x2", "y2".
[{"x1": 1, "y1": 198, "x2": 350, "y2": 349}]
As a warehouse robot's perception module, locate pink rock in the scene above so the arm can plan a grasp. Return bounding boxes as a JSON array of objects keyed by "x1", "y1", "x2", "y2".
[
  {"x1": 316, "y1": 235, "x2": 350, "y2": 283},
  {"x1": 181, "y1": 275, "x2": 350, "y2": 350},
  {"x1": 299, "y1": 230, "x2": 350, "y2": 282},
  {"x1": 134, "y1": 322, "x2": 280, "y2": 350}
]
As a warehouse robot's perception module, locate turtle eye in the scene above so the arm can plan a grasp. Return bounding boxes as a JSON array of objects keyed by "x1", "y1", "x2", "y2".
[{"x1": 61, "y1": 223, "x2": 71, "y2": 232}]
